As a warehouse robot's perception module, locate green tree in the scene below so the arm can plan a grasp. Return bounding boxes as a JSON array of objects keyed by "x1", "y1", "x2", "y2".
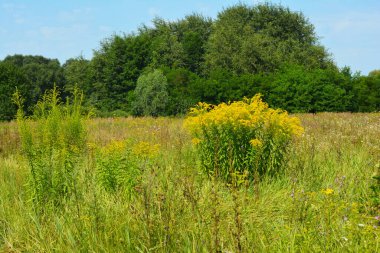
[
  {"x1": 351, "y1": 70, "x2": 380, "y2": 112},
  {"x1": 3, "y1": 55, "x2": 65, "y2": 105},
  {"x1": 368, "y1": 69, "x2": 380, "y2": 78},
  {"x1": 0, "y1": 62, "x2": 30, "y2": 120},
  {"x1": 162, "y1": 67, "x2": 201, "y2": 115},
  {"x1": 91, "y1": 33, "x2": 152, "y2": 113},
  {"x1": 149, "y1": 18, "x2": 186, "y2": 69},
  {"x1": 268, "y1": 65, "x2": 349, "y2": 112},
  {"x1": 132, "y1": 69, "x2": 169, "y2": 116},
  {"x1": 63, "y1": 56, "x2": 92, "y2": 94},
  {"x1": 147, "y1": 14, "x2": 213, "y2": 74},
  {"x1": 172, "y1": 14, "x2": 213, "y2": 74},
  {"x1": 204, "y1": 4, "x2": 333, "y2": 75}
]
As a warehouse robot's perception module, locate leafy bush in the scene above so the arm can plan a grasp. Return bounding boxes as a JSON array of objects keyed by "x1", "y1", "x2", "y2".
[
  {"x1": 184, "y1": 94, "x2": 303, "y2": 182},
  {"x1": 13, "y1": 87, "x2": 86, "y2": 208}
]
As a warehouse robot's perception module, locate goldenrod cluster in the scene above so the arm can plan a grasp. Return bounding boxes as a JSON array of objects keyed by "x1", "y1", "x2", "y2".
[
  {"x1": 132, "y1": 141, "x2": 160, "y2": 159},
  {"x1": 249, "y1": 138, "x2": 262, "y2": 148},
  {"x1": 101, "y1": 140, "x2": 126, "y2": 155},
  {"x1": 184, "y1": 94, "x2": 303, "y2": 139},
  {"x1": 184, "y1": 94, "x2": 304, "y2": 181},
  {"x1": 321, "y1": 188, "x2": 334, "y2": 195}
]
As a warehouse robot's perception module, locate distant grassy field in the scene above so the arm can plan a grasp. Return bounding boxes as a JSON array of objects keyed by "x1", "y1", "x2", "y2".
[{"x1": 1, "y1": 113, "x2": 379, "y2": 252}]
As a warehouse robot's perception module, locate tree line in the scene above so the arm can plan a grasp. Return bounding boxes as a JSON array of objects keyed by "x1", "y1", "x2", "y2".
[{"x1": 1, "y1": 3, "x2": 379, "y2": 120}]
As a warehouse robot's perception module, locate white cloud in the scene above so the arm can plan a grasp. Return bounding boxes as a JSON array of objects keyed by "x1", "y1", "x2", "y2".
[
  {"x1": 58, "y1": 8, "x2": 92, "y2": 22},
  {"x1": 1, "y1": 2, "x2": 28, "y2": 25},
  {"x1": 314, "y1": 11, "x2": 380, "y2": 34},
  {"x1": 1, "y1": 3, "x2": 26, "y2": 12},
  {"x1": 252, "y1": 0, "x2": 264, "y2": 5},
  {"x1": 99, "y1": 25, "x2": 112, "y2": 33},
  {"x1": 39, "y1": 25, "x2": 89, "y2": 41},
  {"x1": 331, "y1": 13, "x2": 380, "y2": 33},
  {"x1": 14, "y1": 17, "x2": 25, "y2": 24},
  {"x1": 195, "y1": 3, "x2": 210, "y2": 14},
  {"x1": 148, "y1": 7, "x2": 160, "y2": 17}
]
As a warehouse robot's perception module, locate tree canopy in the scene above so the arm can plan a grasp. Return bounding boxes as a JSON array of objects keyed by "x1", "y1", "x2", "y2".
[
  {"x1": 0, "y1": 62, "x2": 31, "y2": 120},
  {"x1": 204, "y1": 4, "x2": 333, "y2": 75},
  {"x1": 0, "y1": 3, "x2": 379, "y2": 120}
]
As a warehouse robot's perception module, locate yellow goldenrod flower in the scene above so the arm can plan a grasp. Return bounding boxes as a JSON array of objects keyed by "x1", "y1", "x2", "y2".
[
  {"x1": 132, "y1": 141, "x2": 160, "y2": 158},
  {"x1": 249, "y1": 138, "x2": 262, "y2": 148},
  {"x1": 191, "y1": 138, "x2": 201, "y2": 145},
  {"x1": 183, "y1": 94, "x2": 304, "y2": 181},
  {"x1": 87, "y1": 142, "x2": 97, "y2": 150},
  {"x1": 101, "y1": 140, "x2": 126, "y2": 155},
  {"x1": 322, "y1": 188, "x2": 334, "y2": 195}
]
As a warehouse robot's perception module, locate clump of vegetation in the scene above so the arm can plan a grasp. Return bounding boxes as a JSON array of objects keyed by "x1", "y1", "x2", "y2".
[
  {"x1": 96, "y1": 139, "x2": 161, "y2": 197},
  {"x1": 13, "y1": 87, "x2": 86, "y2": 209},
  {"x1": 96, "y1": 140, "x2": 139, "y2": 196},
  {"x1": 184, "y1": 94, "x2": 303, "y2": 181}
]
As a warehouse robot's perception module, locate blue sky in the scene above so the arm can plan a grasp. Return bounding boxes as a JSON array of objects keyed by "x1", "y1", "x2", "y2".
[{"x1": 0, "y1": 0, "x2": 379, "y2": 75}]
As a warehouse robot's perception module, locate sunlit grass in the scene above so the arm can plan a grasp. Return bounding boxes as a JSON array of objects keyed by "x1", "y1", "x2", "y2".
[{"x1": 1, "y1": 113, "x2": 379, "y2": 252}]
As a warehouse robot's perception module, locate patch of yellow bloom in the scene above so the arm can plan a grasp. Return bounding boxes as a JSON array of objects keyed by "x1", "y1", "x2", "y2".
[
  {"x1": 132, "y1": 141, "x2": 160, "y2": 159},
  {"x1": 321, "y1": 188, "x2": 334, "y2": 195},
  {"x1": 101, "y1": 140, "x2": 126, "y2": 155},
  {"x1": 87, "y1": 142, "x2": 97, "y2": 150},
  {"x1": 191, "y1": 138, "x2": 201, "y2": 145},
  {"x1": 249, "y1": 138, "x2": 262, "y2": 148},
  {"x1": 69, "y1": 144, "x2": 81, "y2": 154},
  {"x1": 184, "y1": 94, "x2": 304, "y2": 138},
  {"x1": 183, "y1": 94, "x2": 304, "y2": 180}
]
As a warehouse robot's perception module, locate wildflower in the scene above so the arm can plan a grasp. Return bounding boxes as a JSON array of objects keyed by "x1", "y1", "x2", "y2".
[
  {"x1": 191, "y1": 138, "x2": 201, "y2": 145},
  {"x1": 81, "y1": 216, "x2": 90, "y2": 221},
  {"x1": 249, "y1": 138, "x2": 262, "y2": 148},
  {"x1": 132, "y1": 141, "x2": 160, "y2": 158},
  {"x1": 87, "y1": 142, "x2": 97, "y2": 150},
  {"x1": 290, "y1": 188, "x2": 295, "y2": 198},
  {"x1": 70, "y1": 144, "x2": 80, "y2": 154},
  {"x1": 358, "y1": 223, "x2": 365, "y2": 228},
  {"x1": 101, "y1": 140, "x2": 126, "y2": 155},
  {"x1": 183, "y1": 94, "x2": 303, "y2": 182},
  {"x1": 321, "y1": 188, "x2": 334, "y2": 195}
]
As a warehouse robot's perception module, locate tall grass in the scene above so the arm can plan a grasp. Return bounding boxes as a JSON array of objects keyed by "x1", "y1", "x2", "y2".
[
  {"x1": 0, "y1": 112, "x2": 379, "y2": 252},
  {"x1": 13, "y1": 87, "x2": 87, "y2": 211}
]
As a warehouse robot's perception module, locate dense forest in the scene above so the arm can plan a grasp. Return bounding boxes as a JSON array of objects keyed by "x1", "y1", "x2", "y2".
[{"x1": 0, "y1": 4, "x2": 379, "y2": 120}]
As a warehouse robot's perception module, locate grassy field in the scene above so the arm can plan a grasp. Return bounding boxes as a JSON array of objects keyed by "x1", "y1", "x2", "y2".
[{"x1": 1, "y1": 113, "x2": 379, "y2": 252}]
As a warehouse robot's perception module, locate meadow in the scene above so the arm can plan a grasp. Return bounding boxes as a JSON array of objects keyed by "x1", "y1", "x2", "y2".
[{"x1": 0, "y1": 111, "x2": 379, "y2": 252}]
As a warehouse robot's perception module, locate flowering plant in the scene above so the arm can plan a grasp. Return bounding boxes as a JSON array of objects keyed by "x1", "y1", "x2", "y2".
[{"x1": 184, "y1": 94, "x2": 303, "y2": 182}]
